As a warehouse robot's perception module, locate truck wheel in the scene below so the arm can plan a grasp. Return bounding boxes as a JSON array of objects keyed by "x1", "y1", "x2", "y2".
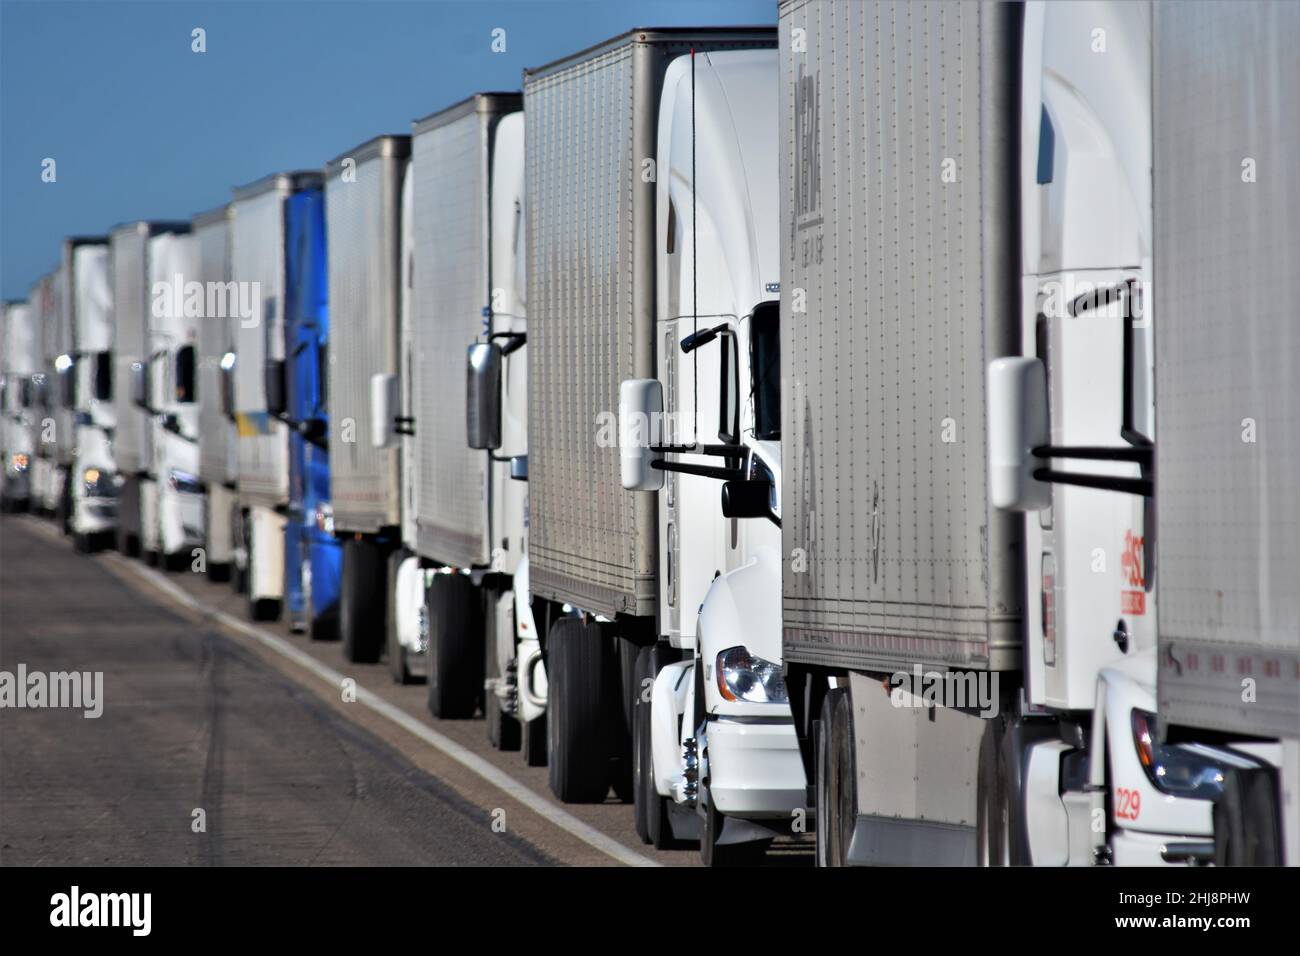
[
  {"x1": 340, "y1": 538, "x2": 385, "y2": 663},
  {"x1": 634, "y1": 644, "x2": 677, "y2": 846},
  {"x1": 815, "y1": 687, "x2": 856, "y2": 867},
  {"x1": 523, "y1": 715, "x2": 548, "y2": 767},
  {"x1": 1214, "y1": 766, "x2": 1282, "y2": 865},
  {"x1": 976, "y1": 719, "x2": 1009, "y2": 866},
  {"x1": 484, "y1": 594, "x2": 521, "y2": 751},
  {"x1": 699, "y1": 780, "x2": 771, "y2": 866},
  {"x1": 547, "y1": 617, "x2": 612, "y2": 803},
  {"x1": 206, "y1": 562, "x2": 232, "y2": 583},
  {"x1": 425, "y1": 571, "x2": 483, "y2": 718},
  {"x1": 163, "y1": 550, "x2": 189, "y2": 573},
  {"x1": 386, "y1": 549, "x2": 415, "y2": 683}
]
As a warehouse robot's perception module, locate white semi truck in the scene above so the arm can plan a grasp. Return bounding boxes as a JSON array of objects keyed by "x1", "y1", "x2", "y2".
[
  {"x1": 1, "y1": 299, "x2": 39, "y2": 513},
  {"x1": 324, "y1": 136, "x2": 410, "y2": 663},
  {"x1": 780, "y1": 0, "x2": 1292, "y2": 868},
  {"x1": 110, "y1": 221, "x2": 191, "y2": 559},
  {"x1": 396, "y1": 92, "x2": 527, "y2": 743},
  {"x1": 228, "y1": 172, "x2": 321, "y2": 618},
  {"x1": 62, "y1": 237, "x2": 118, "y2": 552},
  {"x1": 618, "y1": 47, "x2": 807, "y2": 864},
  {"x1": 521, "y1": 27, "x2": 777, "y2": 810},
  {"x1": 30, "y1": 270, "x2": 66, "y2": 521},
  {"x1": 192, "y1": 204, "x2": 238, "y2": 582}
]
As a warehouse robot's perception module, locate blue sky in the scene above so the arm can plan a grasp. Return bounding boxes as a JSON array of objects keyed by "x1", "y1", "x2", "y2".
[{"x1": 0, "y1": 0, "x2": 773, "y2": 299}]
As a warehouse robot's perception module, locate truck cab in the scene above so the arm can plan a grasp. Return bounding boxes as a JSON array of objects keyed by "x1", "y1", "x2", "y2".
[
  {"x1": 1, "y1": 301, "x2": 38, "y2": 513},
  {"x1": 621, "y1": 48, "x2": 803, "y2": 864}
]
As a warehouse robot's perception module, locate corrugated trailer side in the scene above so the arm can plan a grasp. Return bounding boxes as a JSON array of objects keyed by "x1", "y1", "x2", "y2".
[
  {"x1": 110, "y1": 223, "x2": 152, "y2": 478},
  {"x1": 523, "y1": 27, "x2": 775, "y2": 619},
  {"x1": 779, "y1": 0, "x2": 1023, "y2": 675},
  {"x1": 324, "y1": 136, "x2": 409, "y2": 535},
  {"x1": 193, "y1": 205, "x2": 235, "y2": 488},
  {"x1": 412, "y1": 93, "x2": 519, "y2": 569},
  {"x1": 1154, "y1": 1, "x2": 1300, "y2": 740}
]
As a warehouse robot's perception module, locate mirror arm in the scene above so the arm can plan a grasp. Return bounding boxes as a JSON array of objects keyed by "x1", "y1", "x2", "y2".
[
  {"x1": 1032, "y1": 468, "x2": 1151, "y2": 497},
  {"x1": 650, "y1": 459, "x2": 745, "y2": 481},
  {"x1": 491, "y1": 331, "x2": 526, "y2": 356}
]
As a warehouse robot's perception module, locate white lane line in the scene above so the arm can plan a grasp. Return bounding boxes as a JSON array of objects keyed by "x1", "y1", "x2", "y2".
[{"x1": 66, "y1": 534, "x2": 659, "y2": 868}]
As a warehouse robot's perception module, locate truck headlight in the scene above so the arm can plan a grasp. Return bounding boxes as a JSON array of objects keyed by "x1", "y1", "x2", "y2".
[
  {"x1": 1131, "y1": 709, "x2": 1241, "y2": 801},
  {"x1": 83, "y1": 467, "x2": 119, "y2": 498},
  {"x1": 10, "y1": 453, "x2": 28, "y2": 472},
  {"x1": 716, "y1": 646, "x2": 787, "y2": 704}
]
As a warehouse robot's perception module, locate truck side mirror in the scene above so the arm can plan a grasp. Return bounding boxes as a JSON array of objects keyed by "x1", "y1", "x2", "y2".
[
  {"x1": 619, "y1": 378, "x2": 664, "y2": 492},
  {"x1": 721, "y1": 480, "x2": 770, "y2": 519},
  {"x1": 130, "y1": 362, "x2": 148, "y2": 410},
  {"x1": 987, "y1": 357, "x2": 1051, "y2": 511},
  {"x1": 370, "y1": 372, "x2": 399, "y2": 449},
  {"x1": 466, "y1": 342, "x2": 502, "y2": 450},
  {"x1": 510, "y1": 455, "x2": 528, "y2": 481},
  {"x1": 264, "y1": 358, "x2": 287, "y2": 419}
]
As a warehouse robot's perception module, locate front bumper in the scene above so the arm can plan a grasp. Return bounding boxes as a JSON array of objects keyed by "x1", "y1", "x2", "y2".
[
  {"x1": 705, "y1": 717, "x2": 806, "y2": 817},
  {"x1": 1110, "y1": 827, "x2": 1214, "y2": 866},
  {"x1": 72, "y1": 496, "x2": 118, "y2": 534}
]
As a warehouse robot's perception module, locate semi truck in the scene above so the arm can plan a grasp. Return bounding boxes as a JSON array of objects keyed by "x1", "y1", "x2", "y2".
[
  {"x1": 400, "y1": 91, "x2": 525, "y2": 738},
  {"x1": 192, "y1": 204, "x2": 238, "y2": 582},
  {"x1": 323, "y1": 135, "x2": 410, "y2": 663},
  {"x1": 139, "y1": 229, "x2": 204, "y2": 571},
  {"x1": 228, "y1": 172, "x2": 321, "y2": 619},
  {"x1": 266, "y1": 184, "x2": 342, "y2": 640},
  {"x1": 30, "y1": 270, "x2": 66, "y2": 521},
  {"x1": 1146, "y1": 0, "x2": 1298, "y2": 866},
  {"x1": 520, "y1": 27, "x2": 777, "y2": 809},
  {"x1": 1, "y1": 300, "x2": 39, "y2": 513},
  {"x1": 617, "y1": 46, "x2": 807, "y2": 863},
  {"x1": 110, "y1": 220, "x2": 190, "y2": 559},
  {"x1": 62, "y1": 237, "x2": 118, "y2": 552}
]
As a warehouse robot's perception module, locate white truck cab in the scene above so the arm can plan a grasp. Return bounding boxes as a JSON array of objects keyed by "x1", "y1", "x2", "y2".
[{"x1": 622, "y1": 48, "x2": 804, "y2": 864}]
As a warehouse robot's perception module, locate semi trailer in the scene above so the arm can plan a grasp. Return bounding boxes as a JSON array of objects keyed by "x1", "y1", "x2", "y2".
[
  {"x1": 62, "y1": 237, "x2": 118, "y2": 552},
  {"x1": 110, "y1": 221, "x2": 190, "y2": 559},
  {"x1": 0, "y1": 300, "x2": 39, "y2": 513},
  {"x1": 618, "y1": 47, "x2": 806, "y2": 864},
  {"x1": 268, "y1": 184, "x2": 342, "y2": 640},
  {"x1": 228, "y1": 172, "x2": 322, "y2": 619},
  {"x1": 139, "y1": 229, "x2": 204, "y2": 570},
  {"x1": 192, "y1": 204, "x2": 238, "y2": 582},
  {"x1": 399, "y1": 91, "x2": 525, "y2": 738},
  {"x1": 521, "y1": 27, "x2": 776, "y2": 806},
  {"x1": 324, "y1": 135, "x2": 410, "y2": 663},
  {"x1": 1146, "y1": 0, "x2": 1299, "y2": 866}
]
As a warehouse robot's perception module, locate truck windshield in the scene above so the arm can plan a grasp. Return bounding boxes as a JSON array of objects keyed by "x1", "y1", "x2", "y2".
[
  {"x1": 750, "y1": 301, "x2": 780, "y2": 441},
  {"x1": 95, "y1": 351, "x2": 112, "y2": 401},
  {"x1": 176, "y1": 346, "x2": 196, "y2": 404}
]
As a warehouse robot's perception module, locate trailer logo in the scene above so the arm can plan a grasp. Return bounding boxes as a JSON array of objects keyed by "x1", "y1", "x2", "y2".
[
  {"x1": 1121, "y1": 529, "x2": 1145, "y2": 615},
  {"x1": 794, "y1": 65, "x2": 821, "y2": 232}
]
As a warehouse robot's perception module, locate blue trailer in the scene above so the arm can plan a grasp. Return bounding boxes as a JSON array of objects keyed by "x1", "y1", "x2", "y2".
[{"x1": 282, "y1": 188, "x2": 341, "y2": 639}]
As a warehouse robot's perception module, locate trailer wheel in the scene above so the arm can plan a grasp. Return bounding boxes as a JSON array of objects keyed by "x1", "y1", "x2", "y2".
[
  {"x1": 633, "y1": 644, "x2": 674, "y2": 846},
  {"x1": 386, "y1": 549, "x2": 415, "y2": 682},
  {"x1": 815, "y1": 687, "x2": 855, "y2": 867},
  {"x1": 339, "y1": 537, "x2": 385, "y2": 663},
  {"x1": 425, "y1": 571, "x2": 483, "y2": 718},
  {"x1": 546, "y1": 617, "x2": 612, "y2": 803},
  {"x1": 484, "y1": 593, "x2": 521, "y2": 750},
  {"x1": 1214, "y1": 766, "x2": 1282, "y2": 866}
]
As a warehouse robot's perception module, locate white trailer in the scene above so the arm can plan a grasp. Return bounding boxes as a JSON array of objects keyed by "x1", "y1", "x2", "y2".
[
  {"x1": 1, "y1": 300, "x2": 39, "y2": 512},
  {"x1": 401, "y1": 92, "x2": 526, "y2": 745},
  {"x1": 110, "y1": 221, "x2": 190, "y2": 558},
  {"x1": 324, "y1": 136, "x2": 410, "y2": 663},
  {"x1": 192, "y1": 204, "x2": 238, "y2": 582},
  {"x1": 619, "y1": 47, "x2": 806, "y2": 864},
  {"x1": 62, "y1": 237, "x2": 118, "y2": 552},
  {"x1": 522, "y1": 27, "x2": 776, "y2": 806},
  {"x1": 1148, "y1": 0, "x2": 1299, "y2": 866},
  {"x1": 229, "y1": 172, "x2": 321, "y2": 619},
  {"x1": 141, "y1": 230, "x2": 204, "y2": 571}
]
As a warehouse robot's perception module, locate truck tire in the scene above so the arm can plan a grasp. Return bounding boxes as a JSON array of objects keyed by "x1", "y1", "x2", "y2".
[
  {"x1": 425, "y1": 571, "x2": 483, "y2": 718},
  {"x1": 815, "y1": 687, "x2": 855, "y2": 867},
  {"x1": 484, "y1": 593, "x2": 521, "y2": 751},
  {"x1": 163, "y1": 550, "x2": 189, "y2": 573},
  {"x1": 634, "y1": 644, "x2": 678, "y2": 846},
  {"x1": 386, "y1": 549, "x2": 415, "y2": 683},
  {"x1": 608, "y1": 635, "x2": 638, "y2": 803},
  {"x1": 206, "y1": 561, "x2": 232, "y2": 583},
  {"x1": 699, "y1": 779, "x2": 771, "y2": 867},
  {"x1": 340, "y1": 538, "x2": 385, "y2": 663},
  {"x1": 1214, "y1": 766, "x2": 1282, "y2": 866},
  {"x1": 547, "y1": 617, "x2": 613, "y2": 803},
  {"x1": 976, "y1": 718, "x2": 1009, "y2": 866}
]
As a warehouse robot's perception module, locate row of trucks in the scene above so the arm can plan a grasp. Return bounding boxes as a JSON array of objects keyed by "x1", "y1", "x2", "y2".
[{"x1": 1, "y1": 0, "x2": 1294, "y2": 867}]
